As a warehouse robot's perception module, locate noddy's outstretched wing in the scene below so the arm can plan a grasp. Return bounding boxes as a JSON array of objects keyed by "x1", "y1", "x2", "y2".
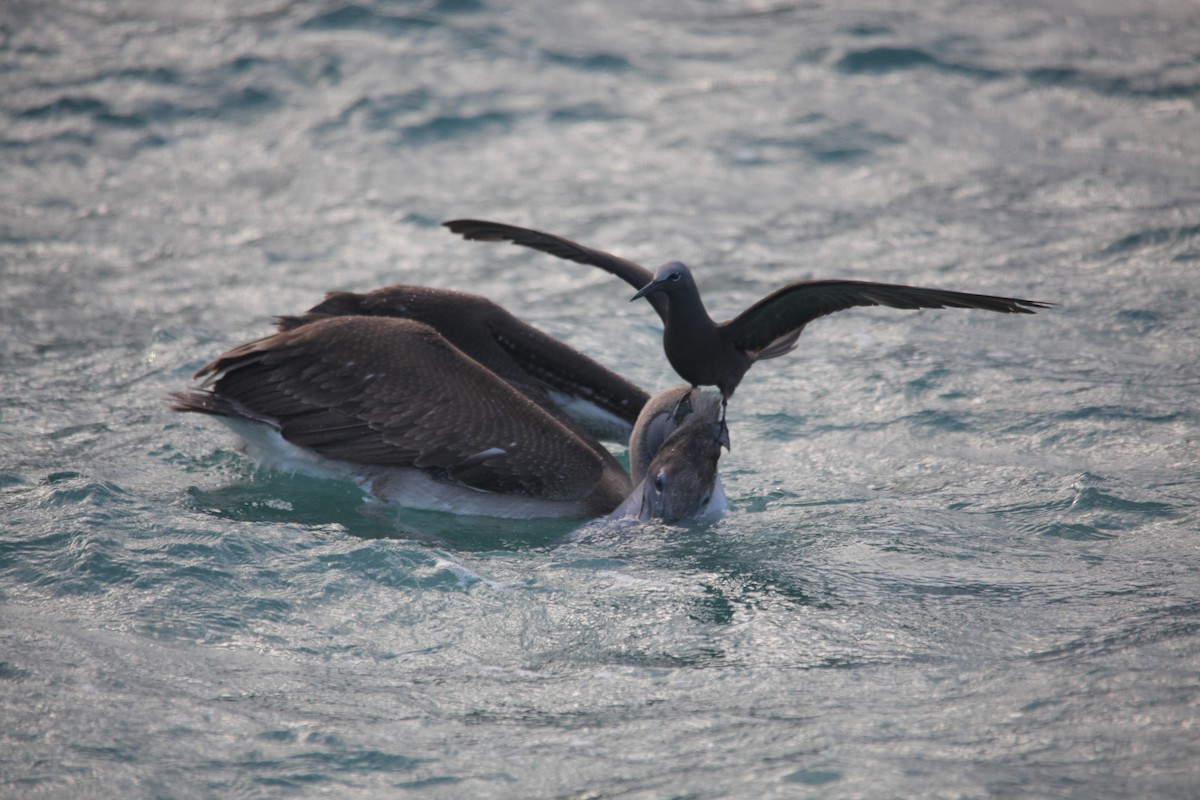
[
  {"x1": 721, "y1": 279, "x2": 1053, "y2": 356},
  {"x1": 443, "y1": 219, "x2": 668, "y2": 321}
]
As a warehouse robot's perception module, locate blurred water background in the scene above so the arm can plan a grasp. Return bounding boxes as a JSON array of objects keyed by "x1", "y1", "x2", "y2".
[{"x1": 2, "y1": 0, "x2": 1199, "y2": 797}]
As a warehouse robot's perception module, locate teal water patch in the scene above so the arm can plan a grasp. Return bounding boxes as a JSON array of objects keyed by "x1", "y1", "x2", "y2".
[
  {"x1": 17, "y1": 96, "x2": 131, "y2": 124},
  {"x1": 311, "y1": 542, "x2": 483, "y2": 592},
  {"x1": 202, "y1": 747, "x2": 428, "y2": 791},
  {"x1": 394, "y1": 775, "x2": 465, "y2": 790},
  {"x1": 903, "y1": 408, "x2": 972, "y2": 433},
  {"x1": 0, "y1": 471, "x2": 154, "y2": 595},
  {"x1": 162, "y1": 446, "x2": 254, "y2": 476},
  {"x1": 1096, "y1": 222, "x2": 1200, "y2": 258},
  {"x1": 538, "y1": 49, "x2": 631, "y2": 72},
  {"x1": 0, "y1": 662, "x2": 32, "y2": 681},
  {"x1": 10, "y1": 77, "x2": 282, "y2": 137},
  {"x1": 33, "y1": 470, "x2": 132, "y2": 508},
  {"x1": 298, "y1": 4, "x2": 437, "y2": 33},
  {"x1": 785, "y1": 765, "x2": 843, "y2": 786},
  {"x1": 1025, "y1": 66, "x2": 1200, "y2": 100},
  {"x1": 836, "y1": 46, "x2": 942, "y2": 73},
  {"x1": 398, "y1": 110, "x2": 516, "y2": 145},
  {"x1": 185, "y1": 474, "x2": 370, "y2": 528},
  {"x1": 0, "y1": 473, "x2": 26, "y2": 490},
  {"x1": 183, "y1": 466, "x2": 579, "y2": 549},
  {"x1": 835, "y1": 46, "x2": 999, "y2": 80},
  {"x1": 547, "y1": 102, "x2": 624, "y2": 123},
  {"x1": 1031, "y1": 600, "x2": 1200, "y2": 662},
  {"x1": 991, "y1": 472, "x2": 1176, "y2": 542},
  {"x1": 1111, "y1": 309, "x2": 1166, "y2": 336},
  {"x1": 723, "y1": 120, "x2": 900, "y2": 165},
  {"x1": 313, "y1": 90, "x2": 433, "y2": 135},
  {"x1": 1063, "y1": 483, "x2": 1173, "y2": 516},
  {"x1": 1036, "y1": 521, "x2": 1117, "y2": 541}
]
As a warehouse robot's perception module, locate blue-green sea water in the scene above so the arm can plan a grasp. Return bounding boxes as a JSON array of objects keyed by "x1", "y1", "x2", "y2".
[{"x1": 3, "y1": 1, "x2": 1199, "y2": 797}]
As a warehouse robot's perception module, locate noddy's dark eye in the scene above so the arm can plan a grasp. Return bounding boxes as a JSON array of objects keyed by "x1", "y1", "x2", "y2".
[
  {"x1": 654, "y1": 472, "x2": 667, "y2": 493},
  {"x1": 669, "y1": 272, "x2": 681, "y2": 282}
]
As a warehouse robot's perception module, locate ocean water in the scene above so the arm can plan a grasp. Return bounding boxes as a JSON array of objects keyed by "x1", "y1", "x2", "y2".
[{"x1": 3, "y1": 0, "x2": 1199, "y2": 797}]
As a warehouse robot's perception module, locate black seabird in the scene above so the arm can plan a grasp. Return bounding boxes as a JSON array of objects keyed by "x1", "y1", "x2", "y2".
[{"x1": 443, "y1": 220, "x2": 1051, "y2": 410}]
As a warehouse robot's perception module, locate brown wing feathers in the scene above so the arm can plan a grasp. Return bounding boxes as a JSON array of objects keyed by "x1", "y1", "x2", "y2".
[{"x1": 173, "y1": 317, "x2": 606, "y2": 499}]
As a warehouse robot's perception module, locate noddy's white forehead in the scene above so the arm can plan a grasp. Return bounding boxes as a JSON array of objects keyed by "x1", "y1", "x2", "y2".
[{"x1": 654, "y1": 260, "x2": 689, "y2": 279}]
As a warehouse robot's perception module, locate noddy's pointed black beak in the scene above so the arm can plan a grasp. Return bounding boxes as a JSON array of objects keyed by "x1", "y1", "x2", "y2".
[{"x1": 631, "y1": 278, "x2": 666, "y2": 302}]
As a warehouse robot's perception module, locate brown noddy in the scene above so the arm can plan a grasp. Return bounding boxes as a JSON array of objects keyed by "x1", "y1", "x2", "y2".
[{"x1": 443, "y1": 220, "x2": 1052, "y2": 410}]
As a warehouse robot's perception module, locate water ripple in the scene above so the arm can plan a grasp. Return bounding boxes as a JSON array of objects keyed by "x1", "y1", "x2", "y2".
[
  {"x1": 1031, "y1": 600, "x2": 1200, "y2": 662},
  {"x1": 1025, "y1": 65, "x2": 1200, "y2": 100},
  {"x1": 298, "y1": 4, "x2": 437, "y2": 33},
  {"x1": 2, "y1": 2, "x2": 1198, "y2": 797},
  {"x1": 537, "y1": 49, "x2": 631, "y2": 72},
  {"x1": 399, "y1": 109, "x2": 516, "y2": 144},
  {"x1": 1096, "y1": 222, "x2": 1200, "y2": 258},
  {"x1": 835, "y1": 45, "x2": 1000, "y2": 80}
]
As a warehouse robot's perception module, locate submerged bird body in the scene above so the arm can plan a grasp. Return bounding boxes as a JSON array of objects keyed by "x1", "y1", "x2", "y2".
[
  {"x1": 444, "y1": 220, "x2": 1051, "y2": 402},
  {"x1": 172, "y1": 309, "x2": 725, "y2": 522}
]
